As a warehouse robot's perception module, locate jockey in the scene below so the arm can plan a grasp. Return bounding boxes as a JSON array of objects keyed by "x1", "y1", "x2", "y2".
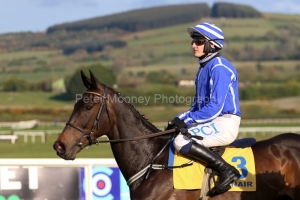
[{"x1": 167, "y1": 22, "x2": 241, "y2": 195}]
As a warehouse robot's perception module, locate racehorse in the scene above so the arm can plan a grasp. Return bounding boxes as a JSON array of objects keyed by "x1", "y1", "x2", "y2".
[{"x1": 53, "y1": 70, "x2": 300, "y2": 200}]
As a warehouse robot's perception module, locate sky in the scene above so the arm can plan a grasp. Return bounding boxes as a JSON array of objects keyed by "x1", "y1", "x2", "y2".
[{"x1": 1, "y1": 0, "x2": 300, "y2": 34}]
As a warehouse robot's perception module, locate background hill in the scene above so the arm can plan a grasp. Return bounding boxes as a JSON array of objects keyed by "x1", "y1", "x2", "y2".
[
  {"x1": 0, "y1": 2, "x2": 261, "y2": 53},
  {"x1": 0, "y1": 2, "x2": 300, "y2": 121}
]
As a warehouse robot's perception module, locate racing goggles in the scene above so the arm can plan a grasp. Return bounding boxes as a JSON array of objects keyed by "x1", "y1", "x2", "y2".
[{"x1": 191, "y1": 38, "x2": 206, "y2": 46}]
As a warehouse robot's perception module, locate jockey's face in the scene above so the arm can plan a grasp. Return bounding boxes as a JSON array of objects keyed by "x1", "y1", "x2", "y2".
[
  {"x1": 191, "y1": 37, "x2": 206, "y2": 57},
  {"x1": 191, "y1": 37, "x2": 214, "y2": 58}
]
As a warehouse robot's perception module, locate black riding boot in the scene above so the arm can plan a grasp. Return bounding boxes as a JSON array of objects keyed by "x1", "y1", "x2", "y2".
[{"x1": 185, "y1": 142, "x2": 241, "y2": 196}]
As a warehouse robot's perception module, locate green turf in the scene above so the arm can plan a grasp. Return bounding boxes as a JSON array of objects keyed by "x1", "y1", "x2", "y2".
[
  {"x1": 0, "y1": 132, "x2": 296, "y2": 158},
  {"x1": 0, "y1": 91, "x2": 72, "y2": 107},
  {"x1": 0, "y1": 133, "x2": 113, "y2": 158}
]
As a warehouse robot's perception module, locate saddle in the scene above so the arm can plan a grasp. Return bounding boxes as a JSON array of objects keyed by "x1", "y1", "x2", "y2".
[{"x1": 211, "y1": 137, "x2": 256, "y2": 156}]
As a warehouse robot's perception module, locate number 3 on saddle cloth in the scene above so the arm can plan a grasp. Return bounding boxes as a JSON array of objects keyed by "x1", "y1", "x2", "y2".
[{"x1": 167, "y1": 137, "x2": 257, "y2": 192}]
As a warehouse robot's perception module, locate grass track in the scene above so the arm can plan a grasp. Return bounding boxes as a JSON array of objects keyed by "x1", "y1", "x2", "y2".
[{"x1": 0, "y1": 134, "x2": 113, "y2": 158}]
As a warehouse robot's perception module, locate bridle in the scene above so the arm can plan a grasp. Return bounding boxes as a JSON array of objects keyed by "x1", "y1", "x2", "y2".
[{"x1": 66, "y1": 85, "x2": 111, "y2": 149}]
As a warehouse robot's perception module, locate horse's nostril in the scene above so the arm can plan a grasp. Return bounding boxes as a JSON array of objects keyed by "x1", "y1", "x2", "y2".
[
  {"x1": 54, "y1": 141, "x2": 66, "y2": 154},
  {"x1": 57, "y1": 144, "x2": 63, "y2": 150}
]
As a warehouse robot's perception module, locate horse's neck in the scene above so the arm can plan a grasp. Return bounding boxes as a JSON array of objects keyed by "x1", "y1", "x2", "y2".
[{"x1": 108, "y1": 102, "x2": 167, "y2": 183}]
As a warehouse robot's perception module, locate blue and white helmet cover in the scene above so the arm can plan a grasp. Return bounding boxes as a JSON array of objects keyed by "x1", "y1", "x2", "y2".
[{"x1": 187, "y1": 22, "x2": 224, "y2": 49}]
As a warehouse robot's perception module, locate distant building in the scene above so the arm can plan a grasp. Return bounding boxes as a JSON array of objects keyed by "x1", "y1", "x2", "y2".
[{"x1": 178, "y1": 80, "x2": 194, "y2": 87}]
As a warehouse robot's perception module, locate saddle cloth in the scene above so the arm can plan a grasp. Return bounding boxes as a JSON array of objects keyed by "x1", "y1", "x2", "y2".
[{"x1": 168, "y1": 146, "x2": 256, "y2": 191}]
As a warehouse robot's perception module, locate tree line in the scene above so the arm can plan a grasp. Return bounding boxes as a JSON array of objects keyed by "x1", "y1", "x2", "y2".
[
  {"x1": 47, "y1": 3, "x2": 261, "y2": 34},
  {"x1": 62, "y1": 40, "x2": 127, "y2": 55}
]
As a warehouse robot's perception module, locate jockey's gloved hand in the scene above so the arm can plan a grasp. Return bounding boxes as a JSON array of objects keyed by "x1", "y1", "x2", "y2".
[
  {"x1": 171, "y1": 117, "x2": 187, "y2": 133},
  {"x1": 165, "y1": 121, "x2": 175, "y2": 130}
]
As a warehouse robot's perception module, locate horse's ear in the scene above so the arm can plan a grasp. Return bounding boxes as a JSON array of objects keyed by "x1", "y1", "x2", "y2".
[
  {"x1": 89, "y1": 70, "x2": 100, "y2": 89},
  {"x1": 81, "y1": 70, "x2": 93, "y2": 89}
]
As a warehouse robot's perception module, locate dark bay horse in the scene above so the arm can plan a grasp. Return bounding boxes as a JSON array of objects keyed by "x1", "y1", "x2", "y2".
[{"x1": 53, "y1": 70, "x2": 300, "y2": 200}]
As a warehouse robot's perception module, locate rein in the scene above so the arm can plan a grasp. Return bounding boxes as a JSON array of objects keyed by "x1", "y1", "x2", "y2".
[
  {"x1": 91, "y1": 128, "x2": 176, "y2": 144},
  {"x1": 66, "y1": 86, "x2": 176, "y2": 148}
]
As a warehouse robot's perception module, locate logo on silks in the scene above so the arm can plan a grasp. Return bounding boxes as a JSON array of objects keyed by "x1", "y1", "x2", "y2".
[{"x1": 80, "y1": 167, "x2": 130, "y2": 200}]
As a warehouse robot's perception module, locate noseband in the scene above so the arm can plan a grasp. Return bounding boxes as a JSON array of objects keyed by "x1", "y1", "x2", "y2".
[{"x1": 66, "y1": 85, "x2": 111, "y2": 149}]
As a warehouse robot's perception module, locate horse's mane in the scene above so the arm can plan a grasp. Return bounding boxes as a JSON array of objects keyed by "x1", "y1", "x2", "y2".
[
  {"x1": 91, "y1": 77, "x2": 161, "y2": 133},
  {"x1": 114, "y1": 90, "x2": 161, "y2": 132}
]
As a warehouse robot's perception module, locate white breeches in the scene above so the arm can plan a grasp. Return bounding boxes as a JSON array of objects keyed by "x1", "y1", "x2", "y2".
[{"x1": 173, "y1": 115, "x2": 241, "y2": 151}]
